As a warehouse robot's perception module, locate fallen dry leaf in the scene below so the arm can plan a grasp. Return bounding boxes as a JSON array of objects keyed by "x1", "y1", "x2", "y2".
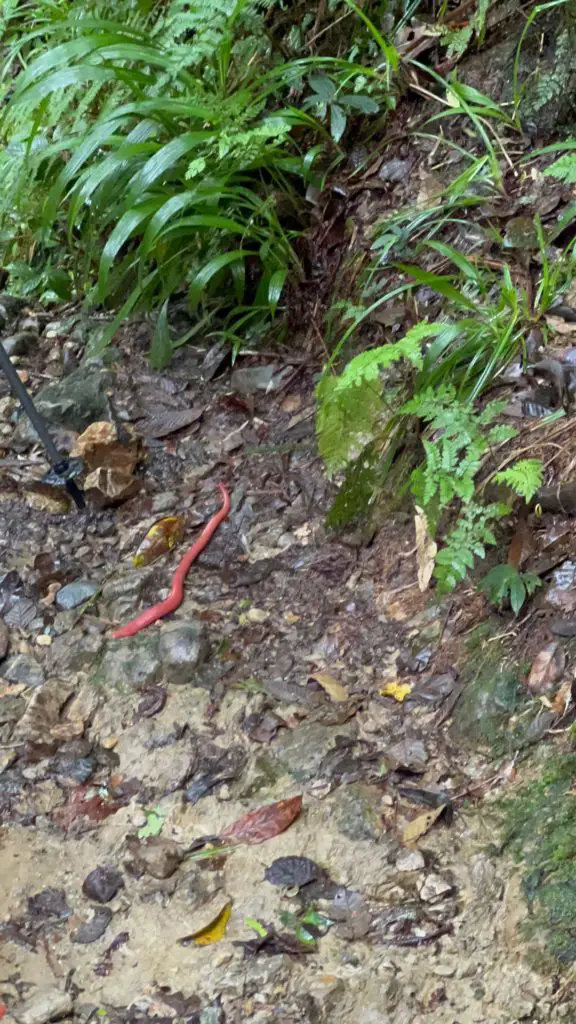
[
  {"x1": 415, "y1": 505, "x2": 437, "y2": 592},
  {"x1": 380, "y1": 680, "x2": 412, "y2": 702},
  {"x1": 551, "y1": 678, "x2": 574, "y2": 715},
  {"x1": 308, "y1": 672, "x2": 349, "y2": 703},
  {"x1": 138, "y1": 406, "x2": 204, "y2": 439},
  {"x1": 526, "y1": 643, "x2": 566, "y2": 695},
  {"x1": 177, "y1": 901, "x2": 233, "y2": 947},
  {"x1": 132, "y1": 515, "x2": 185, "y2": 567},
  {"x1": 402, "y1": 804, "x2": 447, "y2": 846},
  {"x1": 221, "y1": 795, "x2": 303, "y2": 845},
  {"x1": 73, "y1": 421, "x2": 141, "y2": 504}
]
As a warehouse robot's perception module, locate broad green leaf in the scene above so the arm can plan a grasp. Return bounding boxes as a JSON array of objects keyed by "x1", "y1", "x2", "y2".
[
  {"x1": 188, "y1": 250, "x2": 251, "y2": 310},
  {"x1": 330, "y1": 103, "x2": 347, "y2": 143},
  {"x1": 126, "y1": 132, "x2": 214, "y2": 199},
  {"x1": 308, "y1": 75, "x2": 336, "y2": 102},
  {"x1": 268, "y1": 269, "x2": 287, "y2": 313},
  {"x1": 338, "y1": 94, "x2": 379, "y2": 114},
  {"x1": 150, "y1": 300, "x2": 172, "y2": 370},
  {"x1": 421, "y1": 241, "x2": 481, "y2": 282},
  {"x1": 397, "y1": 264, "x2": 478, "y2": 311},
  {"x1": 98, "y1": 200, "x2": 159, "y2": 298}
]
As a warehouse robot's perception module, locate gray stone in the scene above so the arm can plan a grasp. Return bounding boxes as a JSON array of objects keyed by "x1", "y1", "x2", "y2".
[
  {"x1": 378, "y1": 158, "x2": 411, "y2": 182},
  {"x1": 47, "y1": 633, "x2": 104, "y2": 674},
  {"x1": 82, "y1": 865, "x2": 124, "y2": 903},
  {"x1": 271, "y1": 720, "x2": 357, "y2": 783},
  {"x1": 13, "y1": 989, "x2": 73, "y2": 1024},
  {"x1": 329, "y1": 782, "x2": 383, "y2": 842},
  {"x1": 418, "y1": 873, "x2": 453, "y2": 902},
  {"x1": 71, "y1": 906, "x2": 112, "y2": 944},
  {"x1": 385, "y1": 738, "x2": 429, "y2": 772},
  {"x1": 3, "y1": 653, "x2": 44, "y2": 688},
  {"x1": 0, "y1": 616, "x2": 9, "y2": 660},
  {"x1": 17, "y1": 361, "x2": 112, "y2": 437},
  {"x1": 0, "y1": 694, "x2": 26, "y2": 724},
  {"x1": 2, "y1": 331, "x2": 38, "y2": 357},
  {"x1": 158, "y1": 621, "x2": 208, "y2": 684},
  {"x1": 100, "y1": 567, "x2": 155, "y2": 622},
  {"x1": 231, "y1": 364, "x2": 277, "y2": 394},
  {"x1": 395, "y1": 849, "x2": 425, "y2": 872},
  {"x1": 461, "y1": 10, "x2": 576, "y2": 136},
  {"x1": 55, "y1": 582, "x2": 99, "y2": 611},
  {"x1": 94, "y1": 635, "x2": 162, "y2": 691}
]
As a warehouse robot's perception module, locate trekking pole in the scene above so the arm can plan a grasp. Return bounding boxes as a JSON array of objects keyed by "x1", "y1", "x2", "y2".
[{"x1": 0, "y1": 340, "x2": 85, "y2": 510}]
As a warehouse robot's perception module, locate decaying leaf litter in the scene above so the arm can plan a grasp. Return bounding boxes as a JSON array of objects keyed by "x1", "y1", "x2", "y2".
[{"x1": 6, "y1": 8, "x2": 576, "y2": 1024}]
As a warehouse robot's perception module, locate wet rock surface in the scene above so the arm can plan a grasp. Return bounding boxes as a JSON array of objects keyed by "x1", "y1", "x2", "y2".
[{"x1": 0, "y1": 315, "x2": 575, "y2": 1024}]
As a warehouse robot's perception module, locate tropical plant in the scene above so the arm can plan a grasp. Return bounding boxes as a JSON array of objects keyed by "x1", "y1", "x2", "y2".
[{"x1": 0, "y1": 0, "x2": 398, "y2": 355}]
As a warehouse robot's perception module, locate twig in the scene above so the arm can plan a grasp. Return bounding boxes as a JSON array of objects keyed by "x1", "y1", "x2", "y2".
[{"x1": 307, "y1": 9, "x2": 352, "y2": 48}]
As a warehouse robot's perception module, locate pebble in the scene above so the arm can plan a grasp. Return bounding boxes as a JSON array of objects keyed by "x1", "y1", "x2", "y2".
[
  {"x1": 3, "y1": 653, "x2": 44, "y2": 688},
  {"x1": 13, "y1": 989, "x2": 73, "y2": 1024},
  {"x1": 418, "y1": 873, "x2": 453, "y2": 902},
  {"x1": 71, "y1": 905, "x2": 113, "y2": 944},
  {"x1": 432, "y1": 962, "x2": 456, "y2": 977},
  {"x1": 127, "y1": 836, "x2": 184, "y2": 878},
  {"x1": 82, "y1": 865, "x2": 124, "y2": 903},
  {"x1": 55, "y1": 581, "x2": 99, "y2": 611},
  {"x1": 151, "y1": 492, "x2": 178, "y2": 513},
  {"x1": 395, "y1": 849, "x2": 425, "y2": 872}
]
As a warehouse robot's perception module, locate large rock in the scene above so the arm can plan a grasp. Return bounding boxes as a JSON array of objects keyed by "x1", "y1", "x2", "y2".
[
  {"x1": 13, "y1": 989, "x2": 73, "y2": 1024},
  {"x1": 16, "y1": 361, "x2": 112, "y2": 439},
  {"x1": 158, "y1": 621, "x2": 208, "y2": 684},
  {"x1": 93, "y1": 635, "x2": 162, "y2": 691},
  {"x1": 46, "y1": 633, "x2": 103, "y2": 674},
  {"x1": 271, "y1": 720, "x2": 357, "y2": 783},
  {"x1": 100, "y1": 568, "x2": 156, "y2": 623},
  {"x1": 329, "y1": 782, "x2": 383, "y2": 841}
]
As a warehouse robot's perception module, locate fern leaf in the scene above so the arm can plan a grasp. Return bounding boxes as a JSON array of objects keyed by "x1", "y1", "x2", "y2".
[
  {"x1": 543, "y1": 152, "x2": 576, "y2": 185},
  {"x1": 494, "y1": 459, "x2": 543, "y2": 502},
  {"x1": 334, "y1": 321, "x2": 445, "y2": 394}
]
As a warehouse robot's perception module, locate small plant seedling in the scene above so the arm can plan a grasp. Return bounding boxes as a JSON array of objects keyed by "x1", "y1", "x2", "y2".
[{"x1": 480, "y1": 564, "x2": 542, "y2": 614}]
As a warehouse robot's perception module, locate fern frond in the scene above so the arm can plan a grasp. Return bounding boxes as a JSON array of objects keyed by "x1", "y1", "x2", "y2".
[
  {"x1": 494, "y1": 459, "x2": 543, "y2": 502},
  {"x1": 543, "y1": 152, "x2": 576, "y2": 185},
  {"x1": 333, "y1": 320, "x2": 442, "y2": 394}
]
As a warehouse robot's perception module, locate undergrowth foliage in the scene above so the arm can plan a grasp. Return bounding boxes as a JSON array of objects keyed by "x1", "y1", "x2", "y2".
[{"x1": 0, "y1": 0, "x2": 391, "y2": 349}]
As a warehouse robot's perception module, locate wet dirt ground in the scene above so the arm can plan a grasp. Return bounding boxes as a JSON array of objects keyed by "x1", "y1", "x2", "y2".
[{"x1": 0, "y1": 307, "x2": 575, "y2": 1024}]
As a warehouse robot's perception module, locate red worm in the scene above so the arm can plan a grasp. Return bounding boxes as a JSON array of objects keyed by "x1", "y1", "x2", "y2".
[{"x1": 112, "y1": 483, "x2": 231, "y2": 640}]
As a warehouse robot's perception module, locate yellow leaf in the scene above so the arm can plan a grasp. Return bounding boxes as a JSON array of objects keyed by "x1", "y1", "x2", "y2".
[
  {"x1": 179, "y1": 901, "x2": 233, "y2": 946},
  {"x1": 402, "y1": 805, "x2": 447, "y2": 846},
  {"x1": 133, "y1": 515, "x2": 186, "y2": 568},
  {"x1": 309, "y1": 672, "x2": 349, "y2": 703},
  {"x1": 380, "y1": 680, "x2": 412, "y2": 702}
]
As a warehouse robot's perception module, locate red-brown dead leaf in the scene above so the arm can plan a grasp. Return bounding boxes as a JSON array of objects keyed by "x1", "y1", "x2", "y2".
[
  {"x1": 221, "y1": 795, "x2": 303, "y2": 845},
  {"x1": 52, "y1": 787, "x2": 124, "y2": 831}
]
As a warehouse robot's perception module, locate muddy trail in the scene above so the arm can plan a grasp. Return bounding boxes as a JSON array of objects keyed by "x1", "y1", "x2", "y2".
[{"x1": 2, "y1": 299, "x2": 576, "y2": 1024}]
